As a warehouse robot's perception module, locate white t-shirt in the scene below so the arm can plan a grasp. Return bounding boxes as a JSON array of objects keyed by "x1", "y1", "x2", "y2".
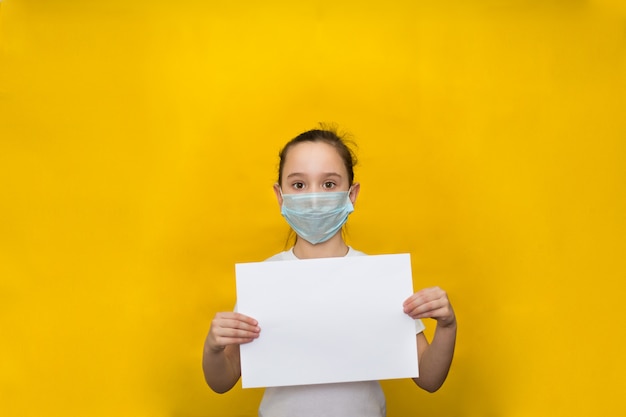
[{"x1": 257, "y1": 247, "x2": 425, "y2": 417}]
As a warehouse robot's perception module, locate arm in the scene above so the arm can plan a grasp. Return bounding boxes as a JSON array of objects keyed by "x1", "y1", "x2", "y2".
[
  {"x1": 403, "y1": 287, "x2": 457, "y2": 393},
  {"x1": 202, "y1": 312, "x2": 260, "y2": 393}
]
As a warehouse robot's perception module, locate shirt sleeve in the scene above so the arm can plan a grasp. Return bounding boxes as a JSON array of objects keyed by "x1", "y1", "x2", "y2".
[{"x1": 415, "y1": 319, "x2": 426, "y2": 334}]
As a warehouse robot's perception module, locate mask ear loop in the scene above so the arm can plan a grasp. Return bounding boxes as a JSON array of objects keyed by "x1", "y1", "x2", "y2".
[{"x1": 275, "y1": 183, "x2": 285, "y2": 199}]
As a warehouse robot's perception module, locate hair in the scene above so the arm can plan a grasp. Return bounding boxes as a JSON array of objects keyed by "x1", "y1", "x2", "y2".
[{"x1": 277, "y1": 125, "x2": 358, "y2": 187}]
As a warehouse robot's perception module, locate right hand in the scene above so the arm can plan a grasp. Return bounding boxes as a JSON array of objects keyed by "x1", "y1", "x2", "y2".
[{"x1": 206, "y1": 312, "x2": 260, "y2": 353}]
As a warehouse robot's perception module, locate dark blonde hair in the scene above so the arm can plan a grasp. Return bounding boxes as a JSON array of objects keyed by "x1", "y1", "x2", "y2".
[{"x1": 277, "y1": 127, "x2": 358, "y2": 187}]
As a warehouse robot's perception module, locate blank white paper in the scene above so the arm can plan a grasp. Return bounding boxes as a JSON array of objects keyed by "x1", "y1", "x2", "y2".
[{"x1": 235, "y1": 253, "x2": 418, "y2": 388}]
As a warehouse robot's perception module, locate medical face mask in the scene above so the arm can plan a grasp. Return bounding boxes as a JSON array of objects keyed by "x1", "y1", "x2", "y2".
[{"x1": 280, "y1": 188, "x2": 354, "y2": 245}]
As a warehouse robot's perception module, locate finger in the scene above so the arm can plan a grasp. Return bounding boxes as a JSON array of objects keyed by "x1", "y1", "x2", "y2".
[
  {"x1": 232, "y1": 312, "x2": 259, "y2": 326},
  {"x1": 213, "y1": 319, "x2": 261, "y2": 338},
  {"x1": 403, "y1": 287, "x2": 444, "y2": 306},
  {"x1": 216, "y1": 312, "x2": 259, "y2": 327},
  {"x1": 212, "y1": 312, "x2": 260, "y2": 334},
  {"x1": 404, "y1": 297, "x2": 448, "y2": 318},
  {"x1": 215, "y1": 324, "x2": 261, "y2": 339},
  {"x1": 223, "y1": 317, "x2": 261, "y2": 331},
  {"x1": 209, "y1": 323, "x2": 261, "y2": 350},
  {"x1": 214, "y1": 334, "x2": 258, "y2": 346},
  {"x1": 412, "y1": 302, "x2": 455, "y2": 322},
  {"x1": 413, "y1": 304, "x2": 450, "y2": 319},
  {"x1": 210, "y1": 335, "x2": 256, "y2": 352},
  {"x1": 404, "y1": 294, "x2": 441, "y2": 313}
]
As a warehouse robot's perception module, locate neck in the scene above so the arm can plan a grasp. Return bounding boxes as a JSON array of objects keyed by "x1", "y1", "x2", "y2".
[{"x1": 292, "y1": 233, "x2": 349, "y2": 259}]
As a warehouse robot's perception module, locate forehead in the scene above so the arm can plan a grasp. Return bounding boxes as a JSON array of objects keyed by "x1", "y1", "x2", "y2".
[{"x1": 282, "y1": 141, "x2": 348, "y2": 177}]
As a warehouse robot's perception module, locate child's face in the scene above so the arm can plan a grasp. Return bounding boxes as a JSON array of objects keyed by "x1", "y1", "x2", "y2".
[{"x1": 279, "y1": 141, "x2": 351, "y2": 195}]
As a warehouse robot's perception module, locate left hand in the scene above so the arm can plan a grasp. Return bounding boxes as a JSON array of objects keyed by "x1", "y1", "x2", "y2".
[{"x1": 403, "y1": 286, "x2": 456, "y2": 328}]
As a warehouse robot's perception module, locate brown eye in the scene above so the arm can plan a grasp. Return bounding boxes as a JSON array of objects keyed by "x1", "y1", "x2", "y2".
[
  {"x1": 292, "y1": 182, "x2": 305, "y2": 190},
  {"x1": 323, "y1": 181, "x2": 336, "y2": 189}
]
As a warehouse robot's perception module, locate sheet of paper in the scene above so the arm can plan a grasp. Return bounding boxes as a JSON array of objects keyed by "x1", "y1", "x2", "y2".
[{"x1": 235, "y1": 253, "x2": 418, "y2": 388}]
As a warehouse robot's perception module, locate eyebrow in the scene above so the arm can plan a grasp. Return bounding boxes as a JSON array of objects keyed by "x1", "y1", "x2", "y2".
[{"x1": 286, "y1": 172, "x2": 343, "y2": 179}]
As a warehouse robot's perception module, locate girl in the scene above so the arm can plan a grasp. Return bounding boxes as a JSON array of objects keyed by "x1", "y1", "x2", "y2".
[{"x1": 203, "y1": 128, "x2": 456, "y2": 416}]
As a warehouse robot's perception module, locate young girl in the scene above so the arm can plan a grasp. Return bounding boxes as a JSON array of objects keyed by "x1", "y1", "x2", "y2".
[{"x1": 203, "y1": 128, "x2": 457, "y2": 416}]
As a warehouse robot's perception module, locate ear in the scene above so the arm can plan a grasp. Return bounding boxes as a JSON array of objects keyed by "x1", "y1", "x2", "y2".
[
  {"x1": 349, "y1": 182, "x2": 360, "y2": 205},
  {"x1": 273, "y1": 183, "x2": 283, "y2": 207}
]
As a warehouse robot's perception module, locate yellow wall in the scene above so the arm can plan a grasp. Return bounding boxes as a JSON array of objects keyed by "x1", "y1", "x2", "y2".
[{"x1": 1, "y1": 1, "x2": 625, "y2": 416}]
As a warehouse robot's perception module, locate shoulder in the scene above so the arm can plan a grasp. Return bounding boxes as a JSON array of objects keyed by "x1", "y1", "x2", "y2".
[
  {"x1": 264, "y1": 249, "x2": 297, "y2": 262},
  {"x1": 347, "y1": 247, "x2": 367, "y2": 257}
]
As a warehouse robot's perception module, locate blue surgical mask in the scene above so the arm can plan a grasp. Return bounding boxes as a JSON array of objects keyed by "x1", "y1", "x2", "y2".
[{"x1": 280, "y1": 188, "x2": 354, "y2": 245}]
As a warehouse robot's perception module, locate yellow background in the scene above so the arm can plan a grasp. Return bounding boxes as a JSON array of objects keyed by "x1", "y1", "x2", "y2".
[{"x1": 1, "y1": 1, "x2": 625, "y2": 416}]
